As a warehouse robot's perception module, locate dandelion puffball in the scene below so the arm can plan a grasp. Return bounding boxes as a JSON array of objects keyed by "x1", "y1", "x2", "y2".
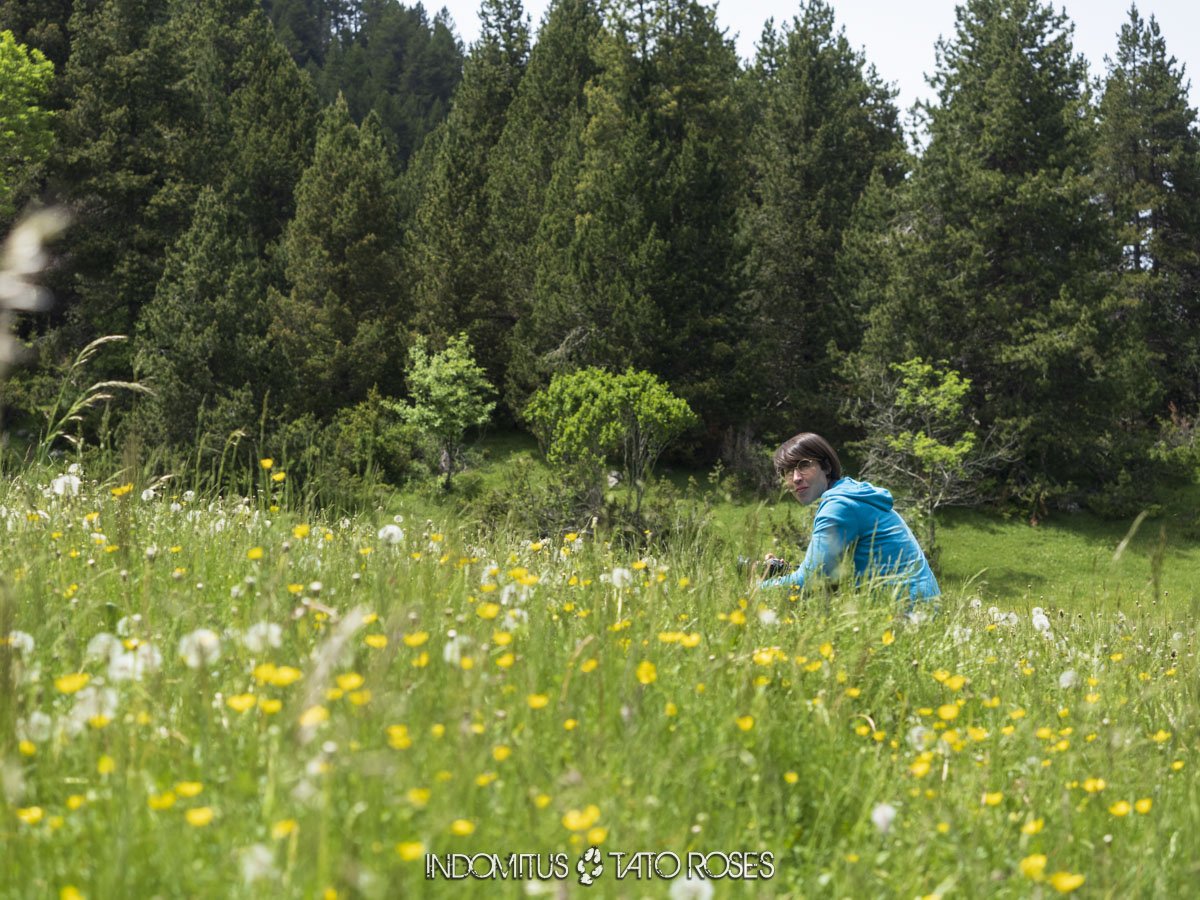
[
  {"x1": 871, "y1": 802, "x2": 898, "y2": 834},
  {"x1": 179, "y1": 629, "x2": 222, "y2": 669},
  {"x1": 377, "y1": 524, "x2": 405, "y2": 545}
]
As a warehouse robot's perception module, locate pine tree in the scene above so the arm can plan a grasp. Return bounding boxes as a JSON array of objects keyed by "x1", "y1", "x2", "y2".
[
  {"x1": 220, "y1": 10, "x2": 320, "y2": 250},
  {"x1": 853, "y1": 0, "x2": 1154, "y2": 489},
  {"x1": 738, "y1": 0, "x2": 906, "y2": 437},
  {"x1": 509, "y1": 0, "x2": 748, "y2": 431},
  {"x1": 485, "y1": 0, "x2": 601, "y2": 391},
  {"x1": 268, "y1": 95, "x2": 406, "y2": 422},
  {"x1": 406, "y1": 0, "x2": 530, "y2": 388},
  {"x1": 1097, "y1": 5, "x2": 1200, "y2": 409},
  {"x1": 48, "y1": 0, "x2": 193, "y2": 358},
  {"x1": 133, "y1": 187, "x2": 270, "y2": 446},
  {"x1": 317, "y1": 0, "x2": 464, "y2": 163}
]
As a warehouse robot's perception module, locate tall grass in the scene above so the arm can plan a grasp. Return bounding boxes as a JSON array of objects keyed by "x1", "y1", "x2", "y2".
[{"x1": 1, "y1": 460, "x2": 1197, "y2": 897}]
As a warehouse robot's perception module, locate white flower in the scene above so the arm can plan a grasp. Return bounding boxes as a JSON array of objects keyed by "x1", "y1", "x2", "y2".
[
  {"x1": 183, "y1": 490, "x2": 196, "y2": 502},
  {"x1": 116, "y1": 615, "x2": 142, "y2": 637},
  {"x1": 609, "y1": 567, "x2": 633, "y2": 589},
  {"x1": 757, "y1": 609, "x2": 779, "y2": 626},
  {"x1": 906, "y1": 725, "x2": 932, "y2": 751},
  {"x1": 51, "y1": 474, "x2": 81, "y2": 496},
  {"x1": 377, "y1": 524, "x2": 405, "y2": 545},
  {"x1": 85, "y1": 632, "x2": 122, "y2": 662},
  {"x1": 668, "y1": 875, "x2": 714, "y2": 900},
  {"x1": 240, "y1": 843, "x2": 278, "y2": 885},
  {"x1": 170, "y1": 502, "x2": 183, "y2": 513},
  {"x1": 952, "y1": 626, "x2": 973, "y2": 645},
  {"x1": 108, "y1": 643, "x2": 162, "y2": 682},
  {"x1": 242, "y1": 622, "x2": 283, "y2": 653},
  {"x1": 1032, "y1": 608, "x2": 1051, "y2": 633},
  {"x1": 140, "y1": 488, "x2": 156, "y2": 502},
  {"x1": 1058, "y1": 669, "x2": 1078, "y2": 690},
  {"x1": 67, "y1": 462, "x2": 82, "y2": 476},
  {"x1": 6, "y1": 630, "x2": 34, "y2": 655},
  {"x1": 442, "y1": 634, "x2": 472, "y2": 665},
  {"x1": 969, "y1": 597, "x2": 982, "y2": 610},
  {"x1": 178, "y1": 629, "x2": 222, "y2": 669},
  {"x1": 17, "y1": 710, "x2": 52, "y2": 743},
  {"x1": 68, "y1": 686, "x2": 119, "y2": 734},
  {"x1": 871, "y1": 801, "x2": 898, "y2": 834}
]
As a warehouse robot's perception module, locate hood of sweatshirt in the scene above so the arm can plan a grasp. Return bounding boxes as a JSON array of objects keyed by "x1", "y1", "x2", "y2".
[{"x1": 820, "y1": 477, "x2": 894, "y2": 513}]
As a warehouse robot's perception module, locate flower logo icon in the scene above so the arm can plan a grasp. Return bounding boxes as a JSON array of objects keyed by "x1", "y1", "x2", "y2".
[{"x1": 576, "y1": 846, "x2": 604, "y2": 885}]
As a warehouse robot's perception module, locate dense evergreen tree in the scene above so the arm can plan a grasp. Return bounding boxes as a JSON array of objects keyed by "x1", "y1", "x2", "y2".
[
  {"x1": 268, "y1": 95, "x2": 407, "y2": 421},
  {"x1": 133, "y1": 188, "x2": 271, "y2": 445},
  {"x1": 318, "y1": 1, "x2": 462, "y2": 161},
  {"x1": 486, "y1": 0, "x2": 601, "y2": 404},
  {"x1": 510, "y1": 0, "x2": 748, "y2": 431},
  {"x1": 262, "y1": 0, "x2": 463, "y2": 163},
  {"x1": 407, "y1": 0, "x2": 529, "y2": 387},
  {"x1": 220, "y1": 9, "x2": 320, "y2": 250},
  {"x1": 47, "y1": 0, "x2": 193, "y2": 361},
  {"x1": 737, "y1": 1, "x2": 906, "y2": 438},
  {"x1": 852, "y1": 0, "x2": 1154, "y2": 490},
  {"x1": 1097, "y1": 5, "x2": 1200, "y2": 410},
  {"x1": 130, "y1": 6, "x2": 318, "y2": 446}
]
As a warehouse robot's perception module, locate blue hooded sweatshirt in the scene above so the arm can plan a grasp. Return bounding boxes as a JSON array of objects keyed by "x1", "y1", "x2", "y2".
[{"x1": 760, "y1": 477, "x2": 939, "y2": 602}]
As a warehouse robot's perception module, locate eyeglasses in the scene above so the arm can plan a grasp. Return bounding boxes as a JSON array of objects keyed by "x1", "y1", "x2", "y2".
[{"x1": 784, "y1": 459, "x2": 819, "y2": 478}]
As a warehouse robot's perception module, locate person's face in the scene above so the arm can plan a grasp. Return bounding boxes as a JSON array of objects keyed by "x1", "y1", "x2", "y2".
[{"x1": 786, "y1": 458, "x2": 829, "y2": 505}]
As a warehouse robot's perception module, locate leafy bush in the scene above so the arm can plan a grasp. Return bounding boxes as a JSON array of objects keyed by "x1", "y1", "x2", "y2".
[{"x1": 525, "y1": 368, "x2": 698, "y2": 520}]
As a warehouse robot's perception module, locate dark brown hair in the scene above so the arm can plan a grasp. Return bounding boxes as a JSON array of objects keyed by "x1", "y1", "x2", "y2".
[{"x1": 773, "y1": 432, "x2": 843, "y2": 482}]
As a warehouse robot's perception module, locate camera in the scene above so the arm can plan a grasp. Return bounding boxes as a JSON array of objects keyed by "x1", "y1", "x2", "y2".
[{"x1": 736, "y1": 556, "x2": 791, "y2": 577}]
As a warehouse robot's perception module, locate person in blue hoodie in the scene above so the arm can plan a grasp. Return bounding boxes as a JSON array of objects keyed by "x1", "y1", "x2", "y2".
[{"x1": 756, "y1": 432, "x2": 939, "y2": 603}]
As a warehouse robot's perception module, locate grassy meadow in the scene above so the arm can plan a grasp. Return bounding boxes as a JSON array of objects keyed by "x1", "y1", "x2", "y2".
[{"x1": 2, "y1": 453, "x2": 1198, "y2": 898}]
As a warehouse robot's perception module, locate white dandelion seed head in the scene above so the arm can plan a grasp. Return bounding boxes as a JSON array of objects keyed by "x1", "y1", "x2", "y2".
[
  {"x1": 17, "y1": 710, "x2": 53, "y2": 743},
  {"x1": 6, "y1": 630, "x2": 34, "y2": 655},
  {"x1": 85, "y1": 632, "x2": 122, "y2": 662},
  {"x1": 608, "y1": 567, "x2": 633, "y2": 589},
  {"x1": 240, "y1": 843, "x2": 279, "y2": 885},
  {"x1": 140, "y1": 488, "x2": 156, "y2": 502},
  {"x1": 442, "y1": 634, "x2": 472, "y2": 666},
  {"x1": 871, "y1": 801, "x2": 898, "y2": 834},
  {"x1": 242, "y1": 622, "x2": 283, "y2": 654},
  {"x1": 51, "y1": 474, "x2": 81, "y2": 496},
  {"x1": 67, "y1": 686, "x2": 119, "y2": 734},
  {"x1": 952, "y1": 626, "x2": 973, "y2": 645},
  {"x1": 377, "y1": 524, "x2": 404, "y2": 545},
  {"x1": 906, "y1": 725, "x2": 932, "y2": 751},
  {"x1": 757, "y1": 609, "x2": 779, "y2": 626},
  {"x1": 1058, "y1": 669, "x2": 1078, "y2": 690},
  {"x1": 178, "y1": 629, "x2": 222, "y2": 669},
  {"x1": 668, "y1": 874, "x2": 715, "y2": 900}
]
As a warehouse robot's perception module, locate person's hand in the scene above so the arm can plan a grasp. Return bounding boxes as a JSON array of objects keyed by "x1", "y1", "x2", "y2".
[{"x1": 749, "y1": 554, "x2": 780, "y2": 591}]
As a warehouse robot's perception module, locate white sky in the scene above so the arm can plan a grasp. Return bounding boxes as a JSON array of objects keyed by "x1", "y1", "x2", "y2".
[{"x1": 431, "y1": 0, "x2": 1199, "y2": 114}]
